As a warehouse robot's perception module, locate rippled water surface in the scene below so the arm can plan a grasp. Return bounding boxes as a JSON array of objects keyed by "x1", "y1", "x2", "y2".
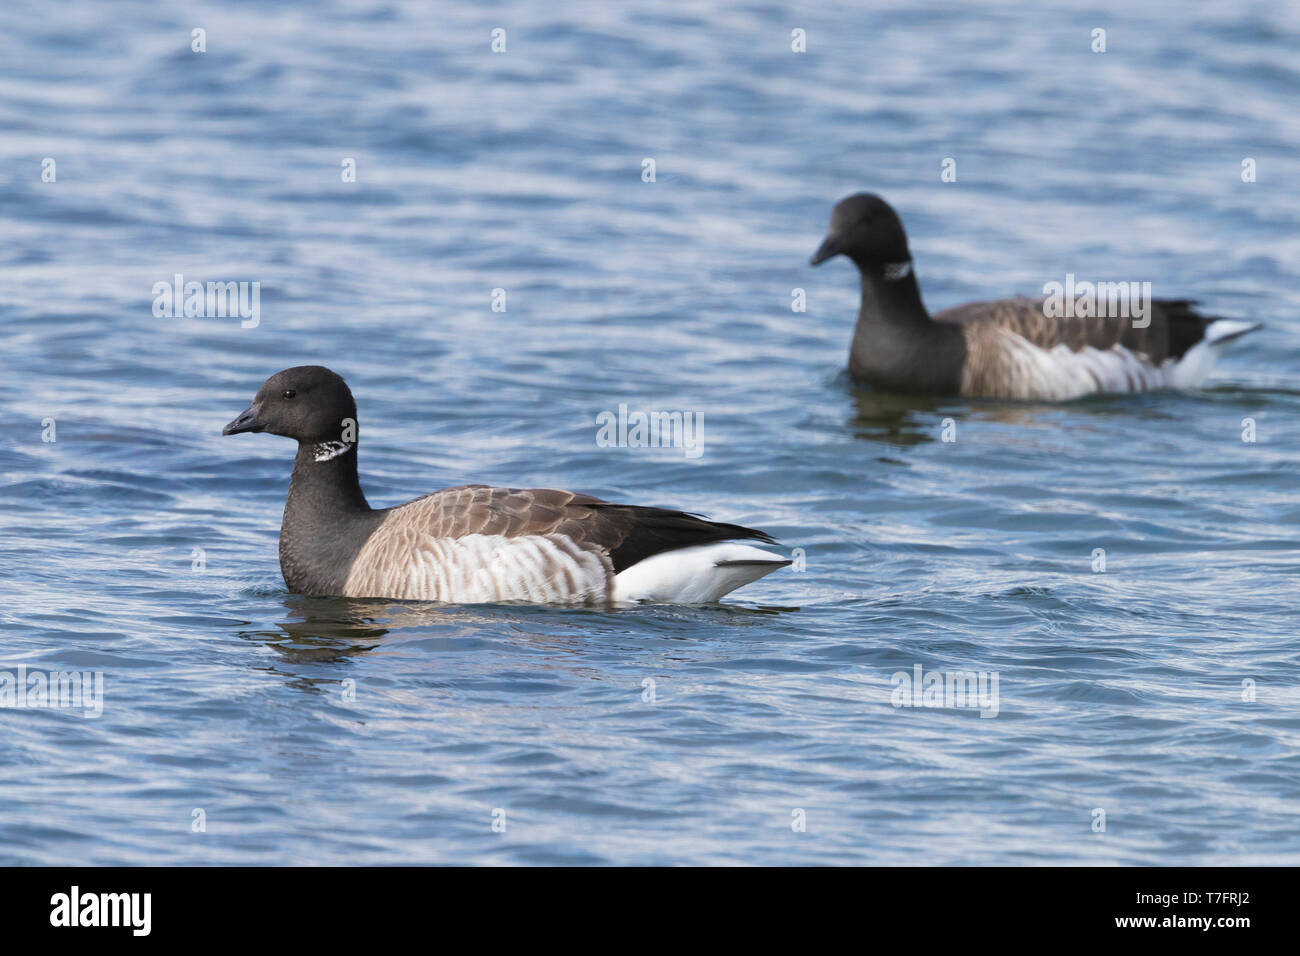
[{"x1": 2, "y1": 0, "x2": 1299, "y2": 865}]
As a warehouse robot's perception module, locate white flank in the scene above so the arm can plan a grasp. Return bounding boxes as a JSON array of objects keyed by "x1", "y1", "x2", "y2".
[
  {"x1": 968, "y1": 322, "x2": 1257, "y2": 400},
  {"x1": 343, "y1": 532, "x2": 611, "y2": 603},
  {"x1": 613, "y1": 542, "x2": 788, "y2": 604}
]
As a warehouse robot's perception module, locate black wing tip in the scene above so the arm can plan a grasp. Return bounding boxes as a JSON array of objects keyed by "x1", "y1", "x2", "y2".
[
  {"x1": 590, "y1": 501, "x2": 782, "y2": 573},
  {"x1": 714, "y1": 522, "x2": 779, "y2": 545},
  {"x1": 589, "y1": 500, "x2": 778, "y2": 536},
  {"x1": 714, "y1": 558, "x2": 792, "y2": 569}
]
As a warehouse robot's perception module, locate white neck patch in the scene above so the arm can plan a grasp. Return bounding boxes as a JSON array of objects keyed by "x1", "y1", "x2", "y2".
[
  {"x1": 883, "y1": 260, "x2": 913, "y2": 280},
  {"x1": 313, "y1": 440, "x2": 354, "y2": 462}
]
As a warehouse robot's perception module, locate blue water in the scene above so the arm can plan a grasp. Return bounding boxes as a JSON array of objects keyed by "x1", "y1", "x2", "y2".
[{"x1": 2, "y1": 0, "x2": 1298, "y2": 865}]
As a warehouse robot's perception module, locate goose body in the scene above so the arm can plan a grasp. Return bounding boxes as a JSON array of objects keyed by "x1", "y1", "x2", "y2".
[
  {"x1": 224, "y1": 367, "x2": 788, "y2": 605},
  {"x1": 942, "y1": 297, "x2": 1259, "y2": 401},
  {"x1": 811, "y1": 193, "x2": 1260, "y2": 400},
  {"x1": 333, "y1": 484, "x2": 786, "y2": 603}
]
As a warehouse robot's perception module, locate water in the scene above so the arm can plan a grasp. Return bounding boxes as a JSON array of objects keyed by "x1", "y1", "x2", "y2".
[{"x1": 1, "y1": 0, "x2": 1298, "y2": 865}]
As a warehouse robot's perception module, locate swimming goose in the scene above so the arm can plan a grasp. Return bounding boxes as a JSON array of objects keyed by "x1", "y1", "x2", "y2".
[
  {"x1": 811, "y1": 193, "x2": 1260, "y2": 400},
  {"x1": 222, "y1": 366, "x2": 789, "y2": 604}
]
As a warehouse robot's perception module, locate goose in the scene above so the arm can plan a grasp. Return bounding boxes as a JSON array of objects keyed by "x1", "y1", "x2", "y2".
[
  {"x1": 222, "y1": 366, "x2": 789, "y2": 604},
  {"x1": 810, "y1": 193, "x2": 1261, "y2": 400}
]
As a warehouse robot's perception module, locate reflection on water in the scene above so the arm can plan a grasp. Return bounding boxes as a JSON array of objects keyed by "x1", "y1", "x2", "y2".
[
  {"x1": 237, "y1": 596, "x2": 406, "y2": 667},
  {"x1": 847, "y1": 382, "x2": 946, "y2": 446},
  {"x1": 845, "y1": 378, "x2": 1192, "y2": 447}
]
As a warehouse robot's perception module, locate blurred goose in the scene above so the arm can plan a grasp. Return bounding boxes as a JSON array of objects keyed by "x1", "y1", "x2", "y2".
[
  {"x1": 810, "y1": 193, "x2": 1260, "y2": 400},
  {"x1": 222, "y1": 366, "x2": 788, "y2": 604}
]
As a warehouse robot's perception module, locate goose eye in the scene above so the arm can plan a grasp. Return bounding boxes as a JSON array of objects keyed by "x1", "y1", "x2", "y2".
[{"x1": 282, "y1": 389, "x2": 296, "y2": 399}]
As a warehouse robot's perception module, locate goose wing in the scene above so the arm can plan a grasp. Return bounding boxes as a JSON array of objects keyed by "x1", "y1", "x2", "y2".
[
  {"x1": 342, "y1": 485, "x2": 776, "y2": 602},
  {"x1": 935, "y1": 296, "x2": 1214, "y2": 363}
]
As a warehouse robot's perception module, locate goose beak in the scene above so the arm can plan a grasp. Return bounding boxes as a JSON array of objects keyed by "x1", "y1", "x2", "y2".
[
  {"x1": 222, "y1": 403, "x2": 265, "y2": 435},
  {"x1": 810, "y1": 235, "x2": 841, "y2": 266}
]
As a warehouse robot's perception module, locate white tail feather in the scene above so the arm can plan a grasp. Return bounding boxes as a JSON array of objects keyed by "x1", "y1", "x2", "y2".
[
  {"x1": 1204, "y1": 319, "x2": 1262, "y2": 345},
  {"x1": 1171, "y1": 320, "x2": 1261, "y2": 389},
  {"x1": 613, "y1": 543, "x2": 788, "y2": 604}
]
